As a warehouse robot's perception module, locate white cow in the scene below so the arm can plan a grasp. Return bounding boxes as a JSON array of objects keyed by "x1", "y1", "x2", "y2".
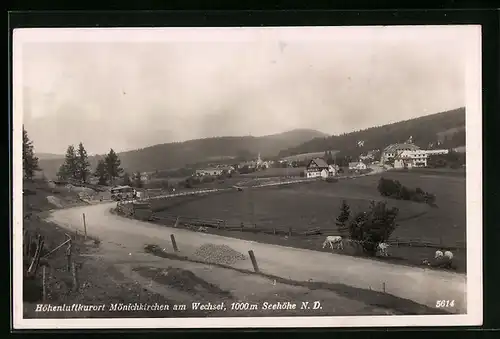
[
  {"x1": 322, "y1": 236, "x2": 343, "y2": 250},
  {"x1": 444, "y1": 250, "x2": 454, "y2": 260},
  {"x1": 435, "y1": 250, "x2": 444, "y2": 259},
  {"x1": 377, "y1": 242, "x2": 390, "y2": 256}
]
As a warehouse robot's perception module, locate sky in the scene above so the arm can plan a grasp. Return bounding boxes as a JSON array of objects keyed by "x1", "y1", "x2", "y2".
[{"x1": 15, "y1": 26, "x2": 476, "y2": 155}]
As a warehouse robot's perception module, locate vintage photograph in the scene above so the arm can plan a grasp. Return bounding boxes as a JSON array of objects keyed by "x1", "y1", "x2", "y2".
[{"x1": 13, "y1": 26, "x2": 482, "y2": 329}]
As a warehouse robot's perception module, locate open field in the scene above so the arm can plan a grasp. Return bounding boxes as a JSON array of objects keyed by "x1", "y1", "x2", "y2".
[
  {"x1": 239, "y1": 167, "x2": 305, "y2": 178},
  {"x1": 153, "y1": 171, "x2": 466, "y2": 272}
]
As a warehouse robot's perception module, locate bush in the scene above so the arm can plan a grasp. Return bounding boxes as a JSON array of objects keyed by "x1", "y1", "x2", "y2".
[
  {"x1": 299, "y1": 171, "x2": 305, "y2": 178},
  {"x1": 348, "y1": 201, "x2": 399, "y2": 255},
  {"x1": 377, "y1": 177, "x2": 437, "y2": 206},
  {"x1": 326, "y1": 177, "x2": 338, "y2": 183}
]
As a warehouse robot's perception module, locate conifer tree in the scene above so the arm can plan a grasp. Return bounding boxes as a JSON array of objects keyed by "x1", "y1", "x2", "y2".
[
  {"x1": 94, "y1": 159, "x2": 108, "y2": 185},
  {"x1": 57, "y1": 145, "x2": 78, "y2": 181},
  {"x1": 22, "y1": 126, "x2": 40, "y2": 180},
  {"x1": 76, "y1": 142, "x2": 91, "y2": 183},
  {"x1": 336, "y1": 200, "x2": 351, "y2": 233},
  {"x1": 104, "y1": 148, "x2": 123, "y2": 185}
]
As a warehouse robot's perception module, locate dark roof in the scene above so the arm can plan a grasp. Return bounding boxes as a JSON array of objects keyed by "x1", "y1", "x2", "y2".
[
  {"x1": 383, "y1": 143, "x2": 420, "y2": 153},
  {"x1": 307, "y1": 158, "x2": 329, "y2": 169}
]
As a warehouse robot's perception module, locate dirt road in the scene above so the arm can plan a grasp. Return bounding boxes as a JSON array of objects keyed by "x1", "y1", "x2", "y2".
[{"x1": 45, "y1": 202, "x2": 466, "y2": 314}]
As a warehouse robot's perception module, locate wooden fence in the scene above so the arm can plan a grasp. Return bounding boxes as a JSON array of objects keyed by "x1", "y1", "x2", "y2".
[
  {"x1": 114, "y1": 202, "x2": 466, "y2": 251},
  {"x1": 23, "y1": 229, "x2": 80, "y2": 302}
]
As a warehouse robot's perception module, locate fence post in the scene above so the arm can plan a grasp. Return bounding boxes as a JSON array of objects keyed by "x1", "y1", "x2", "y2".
[
  {"x1": 42, "y1": 266, "x2": 47, "y2": 301},
  {"x1": 288, "y1": 227, "x2": 292, "y2": 237},
  {"x1": 71, "y1": 262, "x2": 79, "y2": 291},
  {"x1": 174, "y1": 216, "x2": 179, "y2": 228},
  {"x1": 28, "y1": 233, "x2": 33, "y2": 258},
  {"x1": 383, "y1": 282, "x2": 386, "y2": 293},
  {"x1": 66, "y1": 240, "x2": 72, "y2": 272},
  {"x1": 248, "y1": 250, "x2": 259, "y2": 273},
  {"x1": 273, "y1": 228, "x2": 276, "y2": 235},
  {"x1": 170, "y1": 234, "x2": 179, "y2": 252},
  {"x1": 82, "y1": 213, "x2": 87, "y2": 240}
]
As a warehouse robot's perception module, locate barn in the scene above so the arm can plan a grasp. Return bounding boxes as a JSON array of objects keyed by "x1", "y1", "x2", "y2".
[{"x1": 305, "y1": 158, "x2": 336, "y2": 179}]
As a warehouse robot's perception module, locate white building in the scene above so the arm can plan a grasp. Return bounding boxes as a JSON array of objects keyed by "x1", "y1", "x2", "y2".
[
  {"x1": 424, "y1": 149, "x2": 449, "y2": 156},
  {"x1": 195, "y1": 168, "x2": 224, "y2": 176},
  {"x1": 394, "y1": 150, "x2": 428, "y2": 168},
  {"x1": 305, "y1": 158, "x2": 336, "y2": 178},
  {"x1": 348, "y1": 161, "x2": 368, "y2": 171},
  {"x1": 381, "y1": 143, "x2": 421, "y2": 164}
]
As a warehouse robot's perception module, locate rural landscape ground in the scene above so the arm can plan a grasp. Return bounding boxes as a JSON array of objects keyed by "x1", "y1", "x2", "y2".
[{"x1": 21, "y1": 165, "x2": 467, "y2": 319}]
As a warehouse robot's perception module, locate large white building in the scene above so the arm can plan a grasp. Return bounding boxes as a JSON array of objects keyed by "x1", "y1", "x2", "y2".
[
  {"x1": 381, "y1": 143, "x2": 421, "y2": 163},
  {"x1": 393, "y1": 149, "x2": 450, "y2": 169}
]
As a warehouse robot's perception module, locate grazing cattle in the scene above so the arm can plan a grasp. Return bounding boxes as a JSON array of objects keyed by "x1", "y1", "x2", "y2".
[
  {"x1": 377, "y1": 242, "x2": 390, "y2": 256},
  {"x1": 322, "y1": 236, "x2": 343, "y2": 250},
  {"x1": 435, "y1": 250, "x2": 444, "y2": 259},
  {"x1": 444, "y1": 250, "x2": 454, "y2": 260}
]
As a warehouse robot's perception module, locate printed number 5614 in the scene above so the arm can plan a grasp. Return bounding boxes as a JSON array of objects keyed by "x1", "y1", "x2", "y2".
[{"x1": 436, "y1": 300, "x2": 455, "y2": 308}]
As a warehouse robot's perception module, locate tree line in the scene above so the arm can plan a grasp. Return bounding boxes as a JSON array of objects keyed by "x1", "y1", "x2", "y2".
[{"x1": 45, "y1": 141, "x2": 142, "y2": 188}]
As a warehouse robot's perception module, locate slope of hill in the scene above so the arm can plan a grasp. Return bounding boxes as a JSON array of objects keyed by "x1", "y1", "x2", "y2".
[
  {"x1": 35, "y1": 153, "x2": 65, "y2": 161},
  {"x1": 38, "y1": 129, "x2": 327, "y2": 178},
  {"x1": 278, "y1": 107, "x2": 466, "y2": 159}
]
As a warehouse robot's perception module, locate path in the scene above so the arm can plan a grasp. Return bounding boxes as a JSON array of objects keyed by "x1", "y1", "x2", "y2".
[{"x1": 46, "y1": 202, "x2": 466, "y2": 314}]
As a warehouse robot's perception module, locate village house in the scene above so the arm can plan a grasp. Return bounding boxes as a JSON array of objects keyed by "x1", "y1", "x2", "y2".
[
  {"x1": 195, "y1": 168, "x2": 224, "y2": 177},
  {"x1": 305, "y1": 158, "x2": 337, "y2": 178},
  {"x1": 348, "y1": 161, "x2": 368, "y2": 171},
  {"x1": 394, "y1": 150, "x2": 428, "y2": 168},
  {"x1": 380, "y1": 143, "x2": 421, "y2": 164},
  {"x1": 140, "y1": 172, "x2": 150, "y2": 183}
]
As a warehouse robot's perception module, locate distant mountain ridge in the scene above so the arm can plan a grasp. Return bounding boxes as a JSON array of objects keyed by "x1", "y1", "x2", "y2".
[
  {"x1": 37, "y1": 128, "x2": 328, "y2": 178},
  {"x1": 35, "y1": 153, "x2": 65, "y2": 161},
  {"x1": 278, "y1": 107, "x2": 466, "y2": 158}
]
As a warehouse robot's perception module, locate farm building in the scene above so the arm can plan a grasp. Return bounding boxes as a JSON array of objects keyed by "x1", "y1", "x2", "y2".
[
  {"x1": 381, "y1": 143, "x2": 421, "y2": 164},
  {"x1": 305, "y1": 158, "x2": 336, "y2": 178},
  {"x1": 195, "y1": 168, "x2": 224, "y2": 176},
  {"x1": 348, "y1": 162, "x2": 368, "y2": 171}
]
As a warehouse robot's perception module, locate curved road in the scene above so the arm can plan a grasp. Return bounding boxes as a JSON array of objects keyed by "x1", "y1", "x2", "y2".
[{"x1": 46, "y1": 201, "x2": 466, "y2": 314}]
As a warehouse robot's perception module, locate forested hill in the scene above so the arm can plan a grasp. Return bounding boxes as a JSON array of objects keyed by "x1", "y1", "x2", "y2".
[
  {"x1": 38, "y1": 129, "x2": 327, "y2": 178},
  {"x1": 278, "y1": 107, "x2": 466, "y2": 158}
]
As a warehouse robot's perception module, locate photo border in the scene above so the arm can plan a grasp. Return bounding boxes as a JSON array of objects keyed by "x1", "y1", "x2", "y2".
[{"x1": 8, "y1": 10, "x2": 490, "y2": 331}]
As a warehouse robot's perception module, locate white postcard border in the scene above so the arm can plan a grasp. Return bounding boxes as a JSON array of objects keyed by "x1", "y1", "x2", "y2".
[{"x1": 12, "y1": 25, "x2": 483, "y2": 329}]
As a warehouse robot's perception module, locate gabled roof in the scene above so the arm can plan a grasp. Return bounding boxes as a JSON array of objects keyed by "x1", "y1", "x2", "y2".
[
  {"x1": 383, "y1": 143, "x2": 420, "y2": 153},
  {"x1": 307, "y1": 158, "x2": 329, "y2": 169}
]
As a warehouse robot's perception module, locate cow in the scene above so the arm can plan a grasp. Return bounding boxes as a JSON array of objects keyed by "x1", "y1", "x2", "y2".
[{"x1": 322, "y1": 236, "x2": 343, "y2": 250}]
